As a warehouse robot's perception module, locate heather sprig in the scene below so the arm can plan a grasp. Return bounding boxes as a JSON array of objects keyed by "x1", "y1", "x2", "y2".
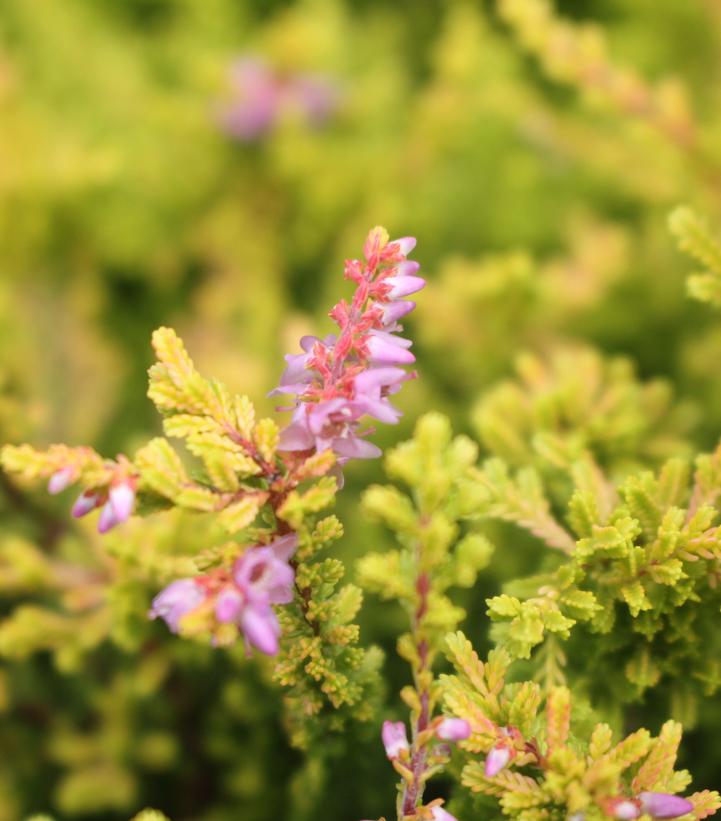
[
  {"x1": 0, "y1": 225, "x2": 423, "y2": 743},
  {"x1": 358, "y1": 413, "x2": 494, "y2": 820},
  {"x1": 441, "y1": 630, "x2": 720, "y2": 821}
]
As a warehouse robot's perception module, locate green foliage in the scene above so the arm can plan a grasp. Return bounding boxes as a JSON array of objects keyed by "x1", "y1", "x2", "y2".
[
  {"x1": 670, "y1": 208, "x2": 721, "y2": 307},
  {"x1": 443, "y1": 631, "x2": 720, "y2": 821},
  {"x1": 3, "y1": 0, "x2": 721, "y2": 817}
]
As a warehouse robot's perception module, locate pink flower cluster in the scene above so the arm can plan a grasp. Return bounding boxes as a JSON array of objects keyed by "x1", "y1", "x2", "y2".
[
  {"x1": 273, "y1": 227, "x2": 424, "y2": 466},
  {"x1": 149, "y1": 533, "x2": 297, "y2": 656},
  {"x1": 48, "y1": 466, "x2": 136, "y2": 534},
  {"x1": 217, "y1": 57, "x2": 339, "y2": 141}
]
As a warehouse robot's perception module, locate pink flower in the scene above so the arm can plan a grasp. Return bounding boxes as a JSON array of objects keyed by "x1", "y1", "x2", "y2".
[
  {"x1": 150, "y1": 579, "x2": 206, "y2": 633},
  {"x1": 381, "y1": 720, "x2": 409, "y2": 759},
  {"x1": 48, "y1": 467, "x2": 77, "y2": 495},
  {"x1": 484, "y1": 744, "x2": 511, "y2": 777},
  {"x1": 233, "y1": 545, "x2": 295, "y2": 606},
  {"x1": 436, "y1": 718, "x2": 471, "y2": 742},
  {"x1": 639, "y1": 793, "x2": 694, "y2": 819},
  {"x1": 150, "y1": 537, "x2": 298, "y2": 655}
]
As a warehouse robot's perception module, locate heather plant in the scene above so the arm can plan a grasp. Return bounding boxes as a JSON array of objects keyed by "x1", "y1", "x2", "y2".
[{"x1": 3, "y1": 1, "x2": 721, "y2": 819}]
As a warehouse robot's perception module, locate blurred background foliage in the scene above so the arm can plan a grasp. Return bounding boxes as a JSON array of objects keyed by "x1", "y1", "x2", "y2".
[{"x1": 2, "y1": 0, "x2": 721, "y2": 818}]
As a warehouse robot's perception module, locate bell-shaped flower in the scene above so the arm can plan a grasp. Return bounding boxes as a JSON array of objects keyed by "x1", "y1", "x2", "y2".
[{"x1": 234, "y1": 545, "x2": 295, "y2": 606}]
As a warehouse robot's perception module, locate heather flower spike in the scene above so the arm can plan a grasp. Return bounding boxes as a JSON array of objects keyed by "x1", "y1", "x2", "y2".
[{"x1": 274, "y1": 227, "x2": 424, "y2": 468}]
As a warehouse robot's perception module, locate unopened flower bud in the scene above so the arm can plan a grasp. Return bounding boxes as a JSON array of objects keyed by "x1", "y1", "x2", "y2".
[
  {"x1": 639, "y1": 793, "x2": 694, "y2": 819},
  {"x1": 484, "y1": 744, "x2": 511, "y2": 777},
  {"x1": 431, "y1": 807, "x2": 458, "y2": 821},
  {"x1": 381, "y1": 720, "x2": 409, "y2": 759},
  {"x1": 71, "y1": 491, "x2": 100, "y2": 518},
  {"x1": 48, "y1": 467, "x2": 76, "y2": 495},
  {"x1": 437, "y1": 717, "x2": 471, "y2": 742}
]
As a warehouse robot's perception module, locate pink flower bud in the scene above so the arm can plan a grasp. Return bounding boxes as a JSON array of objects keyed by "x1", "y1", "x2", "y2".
[
  {"x1": 381, "y1": 300, "x2": 416, "y2": 325},
  {"x1": 109, "y1": 482, "x2": 135, "y2": 522},
  {"x1": 484, "y1": 744, "x2": 511, "y2": 777},
  {"x1": 366, "y1": 333, "x2": 416, "y2": 365},
  {"x1": 381, "y1": 720, "x2": 409, "y2": 759},
  {"x1": 97, "y1": 501, "x2": 120, "y2": 534},
  {"x1": 431, "y1": 808, "x2": 458, "y2": 821},
  {"x1": 391, "y1": 236, "x2": 417, "y2": 255},
  {"x1": 437, "y1": 718, "x2": 472, "y2": 742},
  {"x1": 639, "y1": 793, "x2": 694, "y2": 819},
  {"x1": 71, "y1": 491, "x2": 100, "y2": 518},
  {"x1": 48, "y1": 467, "x2": 76, "y2": 495},
  {"x1": 386, "y1": 275, "x2": 426, "y2": 299}
]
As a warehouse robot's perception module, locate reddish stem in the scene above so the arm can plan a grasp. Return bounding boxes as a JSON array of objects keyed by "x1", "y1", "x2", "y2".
[{"x1": 401, "y1": 571, "x2": 432, "y2": 818}]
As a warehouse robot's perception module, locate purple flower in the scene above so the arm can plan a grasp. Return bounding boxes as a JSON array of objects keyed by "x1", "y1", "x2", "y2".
[
  {"x1": 639, "y1": 793, "x2": 694, "y2": 819},
  {"x1": 381, "y1": 720, "x2": 409, "y2": 759},
  {"x1": 484, "y1": 744, "x2": 511, "y2": 777},
  {"x1": 233, "y1": 545, "x2": 295, "y2": 606},
  {"x1": 436, "y1": 717, "x2": 471, "y2": 742},
  {"x1": 72, "y1": 490, "x2": 101, "y2": 518},
  {"x1": 48, "y1": 467, "x2": 76, "y2": 495},
  {"x1": 150, "y1": 579, "x2": 206, "y2": 633}
]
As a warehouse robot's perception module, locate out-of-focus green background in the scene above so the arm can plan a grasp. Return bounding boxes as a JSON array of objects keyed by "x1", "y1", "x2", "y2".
[{"x1": 2, "y1": 0, "x2": 721, "y2": 819}]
